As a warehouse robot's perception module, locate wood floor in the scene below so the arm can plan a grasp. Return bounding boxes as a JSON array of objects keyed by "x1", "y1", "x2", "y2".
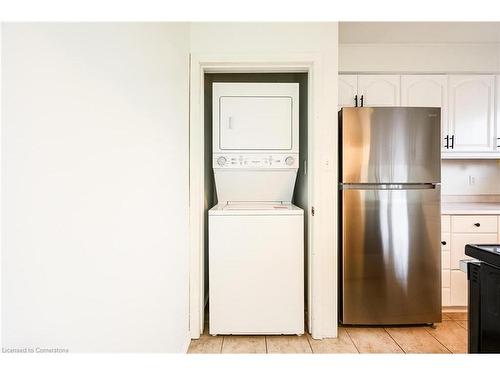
[{"x1": 188, "y1": 312, "x2": 468, "y2": 354}]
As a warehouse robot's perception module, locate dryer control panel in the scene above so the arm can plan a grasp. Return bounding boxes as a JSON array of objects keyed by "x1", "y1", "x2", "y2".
[{"x1": 213, "y1": 153, "x2": 299, "y2": 169}]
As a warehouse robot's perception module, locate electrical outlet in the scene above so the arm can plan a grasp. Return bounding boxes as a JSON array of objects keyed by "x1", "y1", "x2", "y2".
[{"x1": 468, "y1": 176, "x2": 476, "y2": 185}]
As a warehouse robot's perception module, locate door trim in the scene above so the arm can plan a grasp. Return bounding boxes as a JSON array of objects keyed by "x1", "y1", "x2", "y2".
[{"x1": 188, "y1": 53, "x2": 338, "y2": 339}]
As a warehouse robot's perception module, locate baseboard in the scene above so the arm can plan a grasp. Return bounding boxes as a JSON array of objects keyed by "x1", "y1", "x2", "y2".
[
  {"x1": 443, "y1": 306, "x2": 468, "y2": 313},
  {"x1": 312, "y1": 327, "x2": 338, "y2": 340}
]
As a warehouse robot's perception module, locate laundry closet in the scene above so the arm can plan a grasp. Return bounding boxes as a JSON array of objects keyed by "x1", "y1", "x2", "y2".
[{"x1": 202, "y1": 73, "x2": 311, "y2": 335}]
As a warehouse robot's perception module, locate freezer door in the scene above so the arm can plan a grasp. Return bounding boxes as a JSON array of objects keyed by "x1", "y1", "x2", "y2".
[
  {"x1": 341, "y1": 107, "x2": 441, "y2": 183},
  {"x1": 341, "y1": 186, "x2": 441, "y2": 324}
]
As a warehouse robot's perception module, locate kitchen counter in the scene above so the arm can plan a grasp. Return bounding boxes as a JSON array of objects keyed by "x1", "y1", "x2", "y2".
[{"x1": 442, "y1": 202, "x2": 500, "y2": 215}]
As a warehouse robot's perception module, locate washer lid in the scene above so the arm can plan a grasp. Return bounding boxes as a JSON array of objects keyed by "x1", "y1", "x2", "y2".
[{"x1": 209, "y1": 202, "x2": 304, "y2": 216}]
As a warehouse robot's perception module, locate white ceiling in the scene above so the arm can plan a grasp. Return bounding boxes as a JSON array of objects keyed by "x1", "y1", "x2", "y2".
[{"x1": 339, "y1": 22, "x2": 500, "y2": 44}]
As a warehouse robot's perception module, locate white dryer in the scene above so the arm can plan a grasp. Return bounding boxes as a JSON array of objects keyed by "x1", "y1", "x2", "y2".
[{"x1": 209, "y1": 82, "x2": 304, "y2": 335}]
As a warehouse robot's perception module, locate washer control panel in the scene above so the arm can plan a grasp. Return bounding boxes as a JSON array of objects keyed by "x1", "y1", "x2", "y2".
[{"x1": 213, "y1": 153, "x2": 298, "y2": 169}]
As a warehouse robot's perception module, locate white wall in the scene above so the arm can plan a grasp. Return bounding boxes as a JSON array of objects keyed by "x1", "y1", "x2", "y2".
[
  {"x1": 442, "y1": 160, "x2": 500, "y2": 195},
  {"x1": 2, "y1": 23, "x2": 190, "y2": 352},
  {"x1": 339, "y1": 43, "x2": 500, "y2": 73},
  {"x1": 190, "y1": 22, "x2": 339, "y2": 338},
  {"x1": 191, "y1": 22, "x2": 336, "y2": 56}
]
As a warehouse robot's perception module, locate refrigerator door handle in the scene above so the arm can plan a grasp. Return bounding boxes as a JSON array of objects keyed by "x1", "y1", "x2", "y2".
[{"x1": 339, "y1": 183, "x2": 439, "y2": 190}]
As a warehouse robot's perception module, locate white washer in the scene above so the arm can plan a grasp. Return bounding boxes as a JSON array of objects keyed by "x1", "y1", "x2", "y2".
[
  {"x1": 209, "y1": 82, "x2": 304, "y2": 335},
  {"x1": 209, "y1": 203, "x2": 303, "y2": 335}
]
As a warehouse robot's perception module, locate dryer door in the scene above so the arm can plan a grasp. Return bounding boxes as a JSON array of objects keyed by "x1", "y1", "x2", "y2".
[{"x1": 219, "y1": 96, "x2": 293, "y2": 150}]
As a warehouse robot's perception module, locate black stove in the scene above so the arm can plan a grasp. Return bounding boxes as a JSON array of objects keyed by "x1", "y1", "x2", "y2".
[
  {"x1": 465, "y1": 244, "x2": 500, "y2": 268},
  {"x1": 464, "y1": 243, "x2": 500, "y2": 353}
]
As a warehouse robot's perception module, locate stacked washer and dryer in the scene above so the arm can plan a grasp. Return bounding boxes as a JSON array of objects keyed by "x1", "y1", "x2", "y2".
[{"x1": 209, "y1": 82, "x2": 304, "y2": 335}]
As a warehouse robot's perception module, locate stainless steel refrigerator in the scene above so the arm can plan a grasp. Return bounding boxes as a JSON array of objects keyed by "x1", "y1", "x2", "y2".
[{"x1": 339, "y1": 107, "x2": 441, "y2": 325}]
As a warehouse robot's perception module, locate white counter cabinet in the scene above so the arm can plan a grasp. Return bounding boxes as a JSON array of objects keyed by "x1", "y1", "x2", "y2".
[
  {"x1": 441, "y1": 215, "x2": 452, "y2": 306},
  {"x1": 441, "y1": 213, "x2": 500, "y2": 307}
]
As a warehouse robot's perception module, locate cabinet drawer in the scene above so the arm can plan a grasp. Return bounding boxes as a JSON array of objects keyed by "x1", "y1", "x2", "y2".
[
  {"x1": 441, "y1": 215, "x2": 451, "y2": 233},
  {"x1": 441, "y1": 233, "x2": 450, "y2": 251},
  {"x1": 442, "y1": 251, "x2": 451, "y2": 270},
  {"x1": 451, "y1": 233, "x2": 498, "y2": 269},
  {"x1": 442, "y1": 269, "x2": 451, "y2": 288},
  {"x1": 442, "y1": 287, "x2": 451, "y2": 307},
  {"x1": 450, "y1": 270, "x2": 468, "y2": 306},
  {"x1": 451, "y1": 215, "x2": 497, "y2": 233}
]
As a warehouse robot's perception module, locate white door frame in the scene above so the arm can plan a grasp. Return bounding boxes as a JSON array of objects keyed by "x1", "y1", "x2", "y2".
[{"x1": 188, "y1": 53, "x2": 337, "y2": 340}]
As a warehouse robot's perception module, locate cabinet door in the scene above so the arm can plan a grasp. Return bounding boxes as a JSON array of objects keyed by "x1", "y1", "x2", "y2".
[
  {"x1": 358, "y1": 75, "x2": 400, "y2": 107},
  {"x1": 339, "y1": 75, "x2": 358, "y2": 110},
  {"x1": 442, "y1": 269, "x2": 451, "y2": 288},
  {"x1": 450, "y1": 270, "x2": 468, "y2": 306},
  {"x1": 401, "y1": 75, "x2": 448, "y2": 150},
  {"x1": 441, "y1": 233, "x2": 450, "y2": 252},
  {"x1": 496, "y1": 76, "x2": 500, "y2": 154},
  {"x1": 441, "y1": 215, "x2": 451, "y2": 233},
  {"x1": 448, "y1": 75, "x2": 495, "y2": 152},
  {"x1": 442, "y1": 288, "x2": 451, "y2": 306}
]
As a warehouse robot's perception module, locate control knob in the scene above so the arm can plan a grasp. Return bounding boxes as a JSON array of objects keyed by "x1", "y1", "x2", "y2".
[
  {"x1": 217, "y1": 156, "x2": 227, "y2": 166},
  {"x1": 285, "y1": 156, "x2": 295, "y2": 166}
]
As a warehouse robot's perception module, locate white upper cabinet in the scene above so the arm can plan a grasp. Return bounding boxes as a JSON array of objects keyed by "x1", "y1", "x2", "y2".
[
  {"x1": 357, "y1": 75, "x2": 400, "y2": 106},
  {"x1": 339, "y1": 73, "x2": 500, "y2": 158},
  {"x1": 338, "y1": 74, "x2": 358, "y2": 110},
  {"x1": 401, "y1": 75, "x2": 448, "y2": 108},
  {"x1": 448, "y1": 75, "x2": 496, "y2": 153},
  {"x1": 401, "y1": 75, "x2": 448, "y2": 151}
]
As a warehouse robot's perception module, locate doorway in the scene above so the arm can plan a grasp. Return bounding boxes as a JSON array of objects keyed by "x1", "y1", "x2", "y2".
[
  {"x1": 189, "y1": 55, "x2": 338, "y2": 340},
  {"x1": 202, "y1": 73, "x2": 310, "y2": 335}
]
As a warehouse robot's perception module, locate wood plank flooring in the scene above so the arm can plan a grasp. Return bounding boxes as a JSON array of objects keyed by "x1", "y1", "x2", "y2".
[{"x1": 188, "y1": 312, "x2": 468, "y2": 354}]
